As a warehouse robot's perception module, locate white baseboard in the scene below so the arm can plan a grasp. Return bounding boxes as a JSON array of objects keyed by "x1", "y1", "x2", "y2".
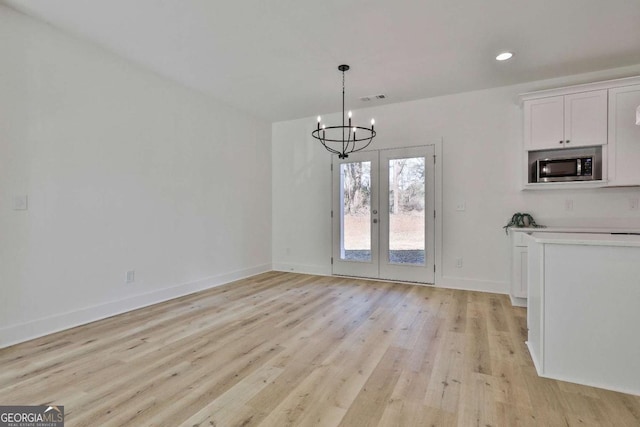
[
  {"x1": 526, "y1": 340, "x2": 543, "y2": 374},
  {"x1": 0, "y1": 263, "x2": 272, "y2": 349},
  {"x1": 527, "y1": 340, "x2": 640, "y2": 396},
  {"x1": 509, "y1": 295, "x2": 528, "y2": 307},
  {"x1": 537, "y1": 371, "x2": 640, "y2": 397},
  {"x1": 438, "y1": 275, "x2": 508, "y2": 295},
  {"x1": 273, "y1": 261, "x2": 508, "y2": 295},
  {"x1": 272, "y1": 262, "x2": 332, "y2": 276},
  {"x1": 273, "y1": 264, "x2": 507, "y2": 295}
]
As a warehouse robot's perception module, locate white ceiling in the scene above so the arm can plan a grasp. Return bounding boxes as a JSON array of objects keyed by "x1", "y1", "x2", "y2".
[{"x1": 4, "y1": 0, "x2": 640, "y2": 122}]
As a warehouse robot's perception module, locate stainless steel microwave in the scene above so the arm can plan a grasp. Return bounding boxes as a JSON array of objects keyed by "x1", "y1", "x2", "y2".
[{"x1": 536, "y1": 156, "x2": 595, "y2": 182}]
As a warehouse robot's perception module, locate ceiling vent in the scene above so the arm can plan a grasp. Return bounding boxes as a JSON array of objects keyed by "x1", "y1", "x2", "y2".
[{"x1": 360, "y1": 94, "x2": 386, "y2": 102}]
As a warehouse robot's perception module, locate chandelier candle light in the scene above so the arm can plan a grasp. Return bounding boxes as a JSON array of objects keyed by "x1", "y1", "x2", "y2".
[{"x1": 312, "y1": 65, "x2": 376, "y2": 158}]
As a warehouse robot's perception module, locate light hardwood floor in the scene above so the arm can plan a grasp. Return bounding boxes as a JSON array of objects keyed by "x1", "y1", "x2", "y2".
[{"x1": 1, "y1": 272, "x2": 639, "y2": 426}]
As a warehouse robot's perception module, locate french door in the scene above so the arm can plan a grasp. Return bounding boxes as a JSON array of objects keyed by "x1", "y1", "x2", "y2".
[{"x1": 332, "y1": 146, "x2": 435, "y2": 283}]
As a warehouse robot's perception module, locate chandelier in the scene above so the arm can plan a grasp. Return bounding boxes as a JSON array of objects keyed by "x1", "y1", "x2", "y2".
[{"x1": 312, "y1": 65, "x2": 376, "y2": 159}]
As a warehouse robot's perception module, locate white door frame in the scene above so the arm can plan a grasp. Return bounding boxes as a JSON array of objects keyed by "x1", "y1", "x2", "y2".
[
  {"x1": 379, "y1": 146, "x2": 435, "y2": 283},
  {"x1": 331, "y1": 151, "x2": 380, "y2": 279},
  {"x1": 331, "y1": 141, "x2": 443, "y2": 285}
]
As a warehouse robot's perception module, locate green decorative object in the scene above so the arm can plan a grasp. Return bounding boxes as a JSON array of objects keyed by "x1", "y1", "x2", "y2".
[{"x1": 503, "y1": 213, "x2": 545, "y2": 234}]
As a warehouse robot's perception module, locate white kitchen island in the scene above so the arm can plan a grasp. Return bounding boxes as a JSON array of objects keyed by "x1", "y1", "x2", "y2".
[{"x1": 525, "y1": 232, "x2": 640, "y2": 395}]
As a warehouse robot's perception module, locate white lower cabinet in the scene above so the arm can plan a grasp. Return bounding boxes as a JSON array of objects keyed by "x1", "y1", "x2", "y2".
[
  {"x1": 525, "y1": 233, "x2": 640, "y2": 395},
  {"x1": 512, "y1": 246, "x2": 528, "y2": 297},
  {"x1": 509, "y1": 230, "x2": 529, "y2": 306}
]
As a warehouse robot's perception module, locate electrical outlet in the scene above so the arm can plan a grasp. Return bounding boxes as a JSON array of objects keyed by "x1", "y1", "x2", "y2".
[
  {"x1": 125, "y1": 270, "x2": 135, "y2": 284},
  {"x1": 456, "y1": 202, "x2": 466, "y2": 212},
  {"x1": 455, "y1": 258, "x2": 463, "y2": 268},
  {"x1": 630, "y1": 198, "x2": 639, "y2": 211},
  {"x1": 565, "y1": 199, "x2": 574, "y2": 211},
  {"x1": 13, "y1": 195, "x2": 28, "y2": 210}
]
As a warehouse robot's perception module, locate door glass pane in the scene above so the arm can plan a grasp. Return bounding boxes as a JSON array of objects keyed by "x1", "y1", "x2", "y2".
[
  {"x1": 388, "y1": 157, "x2": 425, "y2": 265},
  {"x1": 340, "y1": 161, "x2": 371, "y2": 262}
]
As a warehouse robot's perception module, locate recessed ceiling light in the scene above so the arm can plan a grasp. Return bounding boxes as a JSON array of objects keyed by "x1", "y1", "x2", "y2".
[{"x1": 496, "y1": 52, "x2": 514, "y2": 61}]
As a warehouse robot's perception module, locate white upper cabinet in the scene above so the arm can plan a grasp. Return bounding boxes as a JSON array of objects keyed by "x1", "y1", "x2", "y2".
[
  {"x1": 564, "y1": 90, "x2": 608, "y2": 147},
  {"x1": 524, "y1": 96, "x2": 565, "y2": 150},
  {"x1": 607, "y1": 84, "x2": 640, "y2": 186},
  {"x1": 524, "y1": 90, "x2": 608, "y2": 150}
]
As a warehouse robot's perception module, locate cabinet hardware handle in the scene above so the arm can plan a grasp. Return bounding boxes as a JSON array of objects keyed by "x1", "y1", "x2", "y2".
[
  {"x1": 559, "y1": 140, "x2": 563, "y2": 144},
  {"x1": 566, "y1": 139, "x2": 570, "y2": 144}
]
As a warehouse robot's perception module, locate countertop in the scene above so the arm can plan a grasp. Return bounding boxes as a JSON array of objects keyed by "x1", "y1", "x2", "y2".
[
  {"x1": 509, "y1": 226, "x2": 640, "y2": 234},
  {"x1": 526, "y1": 232, "x2": 640, "y2": 247}
]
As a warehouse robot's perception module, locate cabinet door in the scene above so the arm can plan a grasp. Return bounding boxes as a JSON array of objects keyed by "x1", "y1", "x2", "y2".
[
  {"x1": 517, "y1": 247, "x2": 528, "y2": 298},
  {"x1": 511, "y1": 232, "x2": 529, "y2": 299},
  {"x1": 608, "y1": 85, "x2": 640, "y2": 186},
  {"x1": 511, "y1": 246, "x2": 528, "y2": 299},
  {"x1": 564, "y1": 90, "x2": 608, "y2": 147},
  {"x1": 524, "y1": 96, "x2": 565, "y2": 150}
]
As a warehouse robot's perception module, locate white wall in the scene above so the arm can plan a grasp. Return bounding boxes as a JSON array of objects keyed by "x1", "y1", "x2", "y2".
[
  {"x1": 0, "y1": 5, "x2": 272, "y2": 347},
  {"x1": 272, "y1": 65, "x2": 640, "y2": 294}
]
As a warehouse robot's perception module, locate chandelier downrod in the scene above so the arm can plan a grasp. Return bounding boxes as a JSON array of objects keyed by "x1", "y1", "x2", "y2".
[{"x1": 312, "y1": 64, "x2": 376, "y2": 159}]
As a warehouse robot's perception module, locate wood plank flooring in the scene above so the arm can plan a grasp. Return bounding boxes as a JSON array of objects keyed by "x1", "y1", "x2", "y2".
[{"x1": 1, "y1": 272, "x2": 639, "y2": 426}]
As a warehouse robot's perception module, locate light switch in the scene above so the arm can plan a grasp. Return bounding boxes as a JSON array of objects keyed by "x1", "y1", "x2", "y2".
[
  {"x1": 13, "y1": 195, "x2": 28, "y2": 211},
  {"x1": 125, "y1": 270, "x2": 135, "y2": 283}
]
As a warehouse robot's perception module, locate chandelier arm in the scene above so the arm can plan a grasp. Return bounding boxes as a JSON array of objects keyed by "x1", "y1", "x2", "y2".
[
  {"x1": 349, "y1": 134, "x2": 375, "y2": 154},
  {"x1": 320, "y1": 139, "x2": 342, "y2": 156},
  {"x1": 343, "y1": 128, "x2": 348, "y2": 156},
  {"x1": 325, "y1": 146, "x2": 342, "y2": 156},
  {"x1": 312, "y1": 130, "x2": 339, "y2": 154},
  {"x1": 349, "y1": 142, "x2": 370, "y2": 154},
  {"x1": 347, "y1": 133, "x2": 356, "y2": 154},
  {"x1": 346, "y1": 125, "x2": 353, "y2": 157},
  {"x1": 313, "y1": 127, "x2": 374, "y2": 143}
]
